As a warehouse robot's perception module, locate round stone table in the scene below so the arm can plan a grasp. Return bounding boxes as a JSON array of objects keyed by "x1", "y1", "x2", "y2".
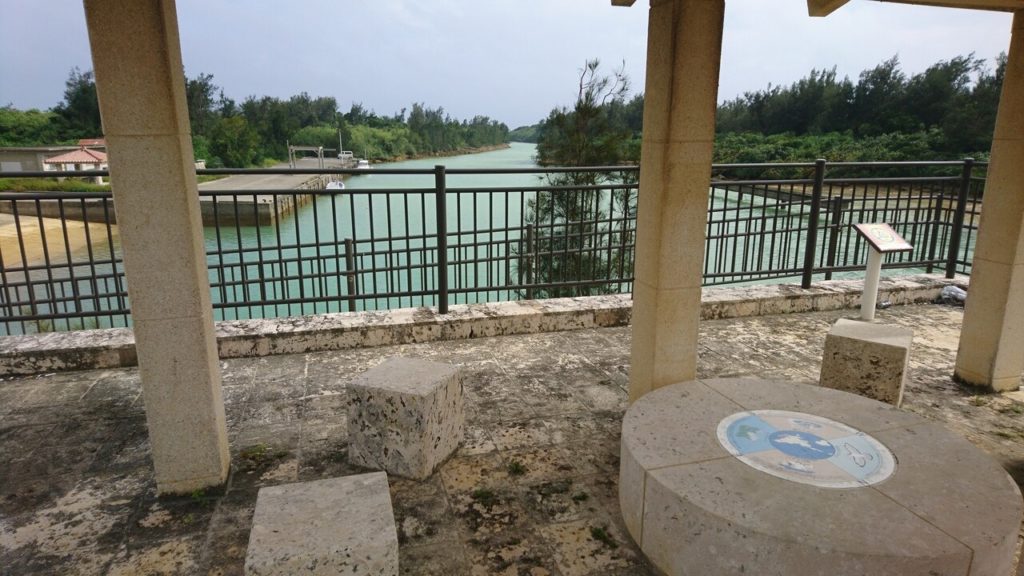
[{"x1": 619, "y1": 378, "x2": 1022, "y2": 576}]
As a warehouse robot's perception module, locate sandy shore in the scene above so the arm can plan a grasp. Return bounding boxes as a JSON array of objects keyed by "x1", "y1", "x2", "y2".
[{"x1": 0, "y1": 213, "x2": 118, "y2": 270}]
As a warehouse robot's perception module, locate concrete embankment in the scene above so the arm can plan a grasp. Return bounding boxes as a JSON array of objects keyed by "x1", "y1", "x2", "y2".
[{"x1": 196, "y1": 157, "x2": 343, "y2": 225}]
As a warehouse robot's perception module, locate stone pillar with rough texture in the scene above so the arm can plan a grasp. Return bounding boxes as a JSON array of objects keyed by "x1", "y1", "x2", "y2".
[
  {"x1": 955, "y1": 11, "x2": 1024, "y2": 393},
  {"x1": 84, "y1": 0, "x2": 230, "y2": 493},
  {"x1": 629, "y1": 0, "x2": 726, "y2": 402}
]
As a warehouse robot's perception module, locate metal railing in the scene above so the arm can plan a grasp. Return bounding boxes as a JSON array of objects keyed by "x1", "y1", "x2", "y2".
[{"x1": 0, "y1": 160, "x2": 984, "y2": 335}]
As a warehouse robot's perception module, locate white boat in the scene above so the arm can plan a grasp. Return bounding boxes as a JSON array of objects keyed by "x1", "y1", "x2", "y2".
[
  {"x1": 325, "y1": 180, "x2": 345, "y2": 190},
  {"x1": 356, "y1": 159, "x2": 371, "y2": 170}
]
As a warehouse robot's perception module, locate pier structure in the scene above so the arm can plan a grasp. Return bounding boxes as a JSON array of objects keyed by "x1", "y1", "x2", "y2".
[{"x1": 197, "y1": 156, "x2": 345, "y2": 226}]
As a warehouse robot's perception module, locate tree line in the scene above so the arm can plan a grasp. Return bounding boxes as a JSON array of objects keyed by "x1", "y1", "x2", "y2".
[
  {"x1": 0, "y1": 69, "x2": 509, "y2": 167},
  {"x1": 523, "y1": 53, "x2": 1004, "y2": 166},
  {"x1": 715, "y1": 54, "x2": 1003, "y2": 161}
]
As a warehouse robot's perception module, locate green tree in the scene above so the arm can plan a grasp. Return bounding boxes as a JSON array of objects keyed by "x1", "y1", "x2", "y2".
[
  {"x1": 0, "y1": 106, "x2": 61, "y2": 146},
  {"x1": 508, "y1": 123, "x2": 541, "y2": 143},
  {"x1": 850, "y1": 56, "x2": 911, "y2": 136},
  {"x1": 527, "y1": 60, "x2": 637, "y2": 298},
  {"x1": 208, "y1": 116, "x2": 260, "y2": 167},
  {"x1": 52, "y1": 68, "x2": 102, "y2": 139},
  {"x1": 946, "y1": 53, "x2": 1006, "y2": 154},
  {"x1": 291, "y1": 125, "x2": 341, "y2": 150},
  {"x1": 186, "y1": 72, "x2": 219, "y2": 136}
]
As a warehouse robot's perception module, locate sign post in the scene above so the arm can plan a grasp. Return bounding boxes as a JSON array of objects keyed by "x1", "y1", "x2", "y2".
[{"x1": 853, "y1": 223, "x2": 913, "y2": 321}]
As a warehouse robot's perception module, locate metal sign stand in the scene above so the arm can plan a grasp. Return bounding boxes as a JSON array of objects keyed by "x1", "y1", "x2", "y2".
[{"x1": 853, "y1": 223, "x2": 913, "y2": 321}]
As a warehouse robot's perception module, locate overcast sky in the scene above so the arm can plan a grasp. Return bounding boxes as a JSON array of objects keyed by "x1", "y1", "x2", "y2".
[{"x1": 0, "y1": 0, "x2": 1013, "y2": 128}]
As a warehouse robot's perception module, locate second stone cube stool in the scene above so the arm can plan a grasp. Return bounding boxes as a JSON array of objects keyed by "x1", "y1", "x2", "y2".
[
  {"x1": 819, "y1": 318, "x2": 913, "y2": 407},
  {"x1": 347, "y1": 357, "x2": 464, "y2": 479},
  {"x1": 245, "y1": 473, "x2": 398, "y2": 576}
]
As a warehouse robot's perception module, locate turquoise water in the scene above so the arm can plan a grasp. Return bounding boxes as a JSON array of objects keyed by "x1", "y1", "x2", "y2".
[
  {"x1": 206, "y1": 143, "x2": 544, "y2": 319},
  {"x1": 349, "y1": 142, "x2": 542, "y2": 188}
]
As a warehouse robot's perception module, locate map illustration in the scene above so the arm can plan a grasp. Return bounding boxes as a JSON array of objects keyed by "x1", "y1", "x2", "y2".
[{"x1": 716, "y1": 410, "x2": 896, "y2": 488}]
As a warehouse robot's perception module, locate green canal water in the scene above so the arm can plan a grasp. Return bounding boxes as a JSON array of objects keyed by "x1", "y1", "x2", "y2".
[{"x1": 206, "y1": 143, "x2": 546, "y2": 319}]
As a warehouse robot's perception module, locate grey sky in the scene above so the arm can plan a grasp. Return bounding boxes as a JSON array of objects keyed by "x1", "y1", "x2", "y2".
[{"x1": 0, "y1": 0, "x2": 1013, "y2": 129}]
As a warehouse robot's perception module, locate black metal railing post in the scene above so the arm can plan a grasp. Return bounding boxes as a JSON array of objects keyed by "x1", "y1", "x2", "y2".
[
  {"x1": 945, "y1": 158, "x2": 974, "y2": 278},
  {"x1": 801, "y1": 159, "x2": 827, "y2": 288},
  {"x1": 824, "y1": 197, "x2": 846, "y2": 281},
  {"x1": 925, "y1": 187, "x2": 946, "y2": 274},
  {"x1": 434, "y1": 165, "x2": 449, "y2": 313},
  {"x1": 344, "y1": 238, "x2": 357, "y2": 312},
  {"x1": 525, "y1": 223, "x2": 535, "y2": 300}
]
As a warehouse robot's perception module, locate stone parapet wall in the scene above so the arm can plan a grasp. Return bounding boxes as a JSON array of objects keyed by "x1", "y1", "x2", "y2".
[{"x1": 0, "y1": 274, "x2": 967, "y2": 376}]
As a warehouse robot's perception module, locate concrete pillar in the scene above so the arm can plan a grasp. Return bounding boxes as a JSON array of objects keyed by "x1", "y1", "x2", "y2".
[
  {"x1": 629, "y1": 0, "x2": 725, "y2": 402},
  {"x1": 84, "y1": 0, "x2": 230, "y2": 493},
  {"x1": 955, "y1": 11, "x2": 1024, "y2": 393}
]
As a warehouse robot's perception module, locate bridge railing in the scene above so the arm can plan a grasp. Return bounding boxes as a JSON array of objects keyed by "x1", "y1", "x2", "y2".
[{"x1": 0, "y1": 160, "x2": 983, "y2": 334}]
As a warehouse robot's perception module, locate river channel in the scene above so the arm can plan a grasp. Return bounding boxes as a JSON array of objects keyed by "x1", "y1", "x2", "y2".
[{"x1": 205, "y1": 143, "x2": 546, "y2": 319}]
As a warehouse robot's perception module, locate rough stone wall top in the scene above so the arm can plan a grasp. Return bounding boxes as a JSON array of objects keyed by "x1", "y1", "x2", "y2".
[
  {"x1": 0, "y1": 274, "x2": 968, "y2": 376},
  {"x1": 350, "y1": 357, "x2": 462, "y2": 397}
]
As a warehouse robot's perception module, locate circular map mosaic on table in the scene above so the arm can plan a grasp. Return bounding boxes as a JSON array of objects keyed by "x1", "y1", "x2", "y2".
[{"x1": 716, "y1": 410, "x2": 896, "y2": 488}]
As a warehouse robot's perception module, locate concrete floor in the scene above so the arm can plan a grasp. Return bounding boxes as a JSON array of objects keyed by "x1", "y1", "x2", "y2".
[{"x1": 1, "y1": 303, "x2": 1023, "y2": 575}]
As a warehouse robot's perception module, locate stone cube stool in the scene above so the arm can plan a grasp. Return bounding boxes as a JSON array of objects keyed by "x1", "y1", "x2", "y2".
[
  {"x1": 347, "y1": 357, "x2": 464, "y2": 479},
  {"x1": 245, "y1": 472, "x2": 398, "y2": 576},
  {"x1": 820, "y1": 318, "x2": 913, "y2": 407}
]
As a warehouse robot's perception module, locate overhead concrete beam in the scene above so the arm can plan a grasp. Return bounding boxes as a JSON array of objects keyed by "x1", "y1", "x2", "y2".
[
  {"x1": 874, "y1": 0, "x2": 1023, "y2": 11},
  {"x1": 808, "y1": 0, "x2": 851, "y2": 16}
]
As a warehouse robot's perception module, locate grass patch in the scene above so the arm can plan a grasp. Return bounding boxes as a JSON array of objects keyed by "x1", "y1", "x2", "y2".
[
  {"x1": 0, "y1": 177, "x2": 110, "y2": 193},
  {"x1": 590, "y1": 525, "x2": 618, "y2": 549},
  {"x1": 571, "y1": 491, "x2": 590, "y2": 502},
  {"x1": 239, "y1": 444, "x2": 288, "y2": 466},
  {"x1": 506, "y1": 460, "x2": 527, "y2": 476},
  {"x1": 470, "y1": 488, "x2": 498, "y2": 506},
  {"x1": 968, "y1": 395, "x2": 989, "y2": 407},
  {"x1": 535, "y1": 480, "x2": 571, "y2": 497},
  {"x1": 0, "y1": 174, "x2": 225, "y2": 192},
  {"x1": 998, "y1": 404, "x2": 1024, "y2": 415}
]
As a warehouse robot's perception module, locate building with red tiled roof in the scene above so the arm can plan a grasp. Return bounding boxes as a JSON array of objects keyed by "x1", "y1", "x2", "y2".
[
  {"x1": 43, "y1": 147, "x2": 109, "y2": 184},
  {"x1": 43, "y1": 147, "x2": 108, "y2": 166},
  {"x1": 77, "y1": 138, "x2": 107, "y2": 149}
]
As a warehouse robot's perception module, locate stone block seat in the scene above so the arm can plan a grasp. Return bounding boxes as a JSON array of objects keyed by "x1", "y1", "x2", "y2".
[
  {"x1": 620, "y1": 378, "x2": 1022, "y2": 576},
  {"x1": 820, "y1": 318, "x2": 913, "y2": 406},
  {"x1": 245, "y1": 472, "x2": 398, "y2": 576},
  {"x1": 347, "y1": 357, "x2": 464, "y2": 480}
]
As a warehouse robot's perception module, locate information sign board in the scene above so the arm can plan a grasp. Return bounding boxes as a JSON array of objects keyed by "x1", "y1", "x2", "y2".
[{"x1": 853, "y1": 223, "x2": 913, "y2": 253}]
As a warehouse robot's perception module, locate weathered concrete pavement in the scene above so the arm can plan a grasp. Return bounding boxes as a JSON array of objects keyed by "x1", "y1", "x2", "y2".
[{"x1": 2, "y1": 303, "x2": 1023, "y2": 575}]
